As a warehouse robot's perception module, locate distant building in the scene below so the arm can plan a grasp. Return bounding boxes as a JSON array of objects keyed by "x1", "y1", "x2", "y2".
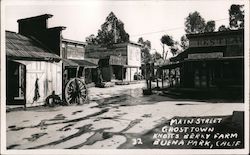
[
  {"x1": 85, "y1": 42, "x2": 142, "y2": 82},
  {"x1": 160, "y1": 29, "x2": 244, "y2": 95}
]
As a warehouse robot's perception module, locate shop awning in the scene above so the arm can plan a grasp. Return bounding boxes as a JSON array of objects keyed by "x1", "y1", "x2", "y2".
[
  {"x1": 184, "y1": 56, "x2": 243, "y2": 62},
  {"x1": 63, "y1": 59, "x2": 97, "y2": 68},
  {"x1": 170, "y1": 46, "x2": 227, "y2": 62},
  {"x1": 160, "y1": 56, "x2": 243, "y2": 69},
  {"x1": 123, "y1": 65, "x2": 140, "y2": 68},
  {"x1": 160, "y1": 62, "x2": 182, "y2": 69}
]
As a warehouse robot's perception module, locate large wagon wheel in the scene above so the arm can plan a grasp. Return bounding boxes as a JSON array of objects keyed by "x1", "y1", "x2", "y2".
[{"x1": 65, "y1": 78, "x2": 88, "y2": 105}]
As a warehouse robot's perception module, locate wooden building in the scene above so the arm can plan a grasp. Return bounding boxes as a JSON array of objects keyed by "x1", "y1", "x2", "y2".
[
  {"x1": 6, "y1": 14, "x2": 98, "y2": 107},
  {"x1": 85, "y1": 42, "x2": 142, "y2": 82},
  {"x1": 16, "y1": 14, "x2": 98, "y2": 97},
  {"x1": 6, "y1": 14, "x2": 66, "y2": 107},
  {"x1": 61, "y1": 38, "x2": 97, "y2": 85},
  {"x1": 160, "y1": 29, "x2": 244, "y2": 95},
  {"x1": 6, "y1": 31, "x2": 62, "y2": 107}
]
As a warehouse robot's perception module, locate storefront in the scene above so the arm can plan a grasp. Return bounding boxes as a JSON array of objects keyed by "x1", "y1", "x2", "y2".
[
  {"x1": 98, "y1": 55, "x2": 126, "y2": 82},
  {"x1": 62, "y1": 58, "x2": 97, "y2": 85},
  {"x1": 160, "y1": 29, "x2": 244, "y2": 92},
  {"x1": 85, "y1": 42, "x2": 142, "y2": 82}
]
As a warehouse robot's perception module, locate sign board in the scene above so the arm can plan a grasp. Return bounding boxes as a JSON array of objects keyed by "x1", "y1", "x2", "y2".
[
  {"x1": 189, "y1": 36, "x2": 243, "y2": 48},
  {"x1": 188, "y1": 52, "x2": 223, "y2": 60},
  {"x1": 66, "y1": 46, "x2": 85, "y2": 59},
  {"x1": 109, "y1": 55, "x2": 126, "y2": 65}
]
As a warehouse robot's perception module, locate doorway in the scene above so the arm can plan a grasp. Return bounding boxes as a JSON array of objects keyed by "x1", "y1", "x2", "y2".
[{"x1": 6, "y1": 61, "x2": 26, "y2": 105}]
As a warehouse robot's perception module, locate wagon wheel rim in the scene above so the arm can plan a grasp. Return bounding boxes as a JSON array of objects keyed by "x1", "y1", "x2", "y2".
[{"x1": 65, "y1": 78, "x2": 88, "y2": 105}]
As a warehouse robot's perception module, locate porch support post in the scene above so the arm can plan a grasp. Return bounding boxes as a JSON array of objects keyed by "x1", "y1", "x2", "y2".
[
  {"x1": 156, "y1": 67, "x2": 159, "y2": 89},
  {"x1": 162, "y1": 69, "x2": 164, "y2": 88},
  {"x1": 130, "y1": 67, "x2": 131, "y2": 82},
  {"x1": 121, "y1": 66, "x2": 123, "y2": 82}
]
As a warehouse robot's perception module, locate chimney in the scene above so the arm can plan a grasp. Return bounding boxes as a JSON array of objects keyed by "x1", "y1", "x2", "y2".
[
  {"x1": 17, "y1": 14, "x2": 66, "y2": 57},
  {"x1": 18, "y1": 14, "x2": 53, "y2": 36}
]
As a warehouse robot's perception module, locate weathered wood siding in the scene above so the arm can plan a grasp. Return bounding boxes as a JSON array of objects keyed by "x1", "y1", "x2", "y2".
[
  {"x1": 85, "y1": 43, "x2": 142, "y2": 81},
  {"x1": 24, "y1": 61, "x2": 62, "y2": 107},
  {"x1": 62, "y1": 42, "x2": 85, "y2": 60},
  {"x1": 126, "y1": 44, "x2": 141, "y2": 81},
  {"x1": 85, "y1": 45, "x2": 127, "y2": 59}
]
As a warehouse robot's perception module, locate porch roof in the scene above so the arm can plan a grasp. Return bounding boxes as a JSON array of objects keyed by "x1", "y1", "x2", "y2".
[
  {"x1": 170, "y1": 46, "x2": 227, "y2": 62},
  {"x1": 161, "y1": 56, "x2": 243, "y2": 69},
  {"x1": 63, "y1": 59, "x2": 97, "y2": 68}
]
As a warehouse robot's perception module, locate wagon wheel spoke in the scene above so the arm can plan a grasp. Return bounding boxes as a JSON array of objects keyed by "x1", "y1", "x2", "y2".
[
  {"x1": 75, "y1": 96, "x2": 79, "y2": 104},
  {"x1": 67, "y1": 88, "x2": 73, "y2": 93},
  {"x1": 67, "y1": 96, "x2": 74, "y2": 104},
  {"x1": 79, "y1": 84, "x2": 85, "y2": 90},
  {"x1": 69, "y1": 82, "x2": 75, "y2": 90},
  {"x1": 80, "y1": 90, "x2": 87, "y2": 96},
  {"x1": 66, "y1": 90, "x2": 75, "y2": 104},
  {"x1": 80, "y1": 89, "x2": 87, "y2": 94},
  {"x1": 80, "y1": 91, "x2": 87, "y2": 97},
  {"x1": 78, "y1": 97, "x2": 85, "y2": 104},
  {"x1": 79, "y1": 95, "x2": 87, "y2": 102}
]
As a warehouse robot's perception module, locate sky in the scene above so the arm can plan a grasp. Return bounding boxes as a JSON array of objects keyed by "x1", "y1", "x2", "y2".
[{"x1": 3, "y1": 0, "x2": 246, "y2": 58}]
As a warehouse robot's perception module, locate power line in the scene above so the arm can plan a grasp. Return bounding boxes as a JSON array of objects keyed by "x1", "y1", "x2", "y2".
[
  {"x1": 131, "y1": 26, "x2": 184, "y2": 37},
  {"x1": 130, "y1": 18, "x2": 229, "y2": 37}
]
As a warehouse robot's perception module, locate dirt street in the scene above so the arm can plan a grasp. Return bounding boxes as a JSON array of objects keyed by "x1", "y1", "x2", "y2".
[{"x1": 6, "y1": 83, "x2": 244, "y2": 149}]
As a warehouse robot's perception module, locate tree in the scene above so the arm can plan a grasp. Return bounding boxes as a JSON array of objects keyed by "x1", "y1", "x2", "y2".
[
  {"x1": 152, "y1": 52, "x2": 162, "y2": 61},
  {"x1": 85, "y1": 34, "x2": 97, "y2": 45},
  {"x1": 204, "y1": 20, "x2": 215, "y2": 32},
  {"x1": 160, "y1": 35, "x2": 174, "y2": 47},
  {"x1": 218, "y1": 25, "x2": 229, "y2": 31},
  {"x1": 160, "y1": 35, "x2": 174, "y2": 59},
  {"x1": 229, "y1": 4, "x2": 244, "y2": 29},
  {"x1": 91, "y1": 12, "x2": 129, "y2": 45},
  {"x1": 170, "y1": 41, "x2": 181, "y2": 56},
  {"x1": 185, "y1": 11, "x2": 206, "y2": 34},
  {"x1": 152, "y1": 51, "x2": 164, "y2": 66},
  {"x1": 180, "y1": 35, "x2": 189, "y2": 51},
  {"x1": 138, "y1": 37, "x2": 152, "y2": 64}
]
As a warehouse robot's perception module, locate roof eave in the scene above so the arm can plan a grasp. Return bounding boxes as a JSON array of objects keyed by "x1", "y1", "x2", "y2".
[{"x1": 17, "y1": 14, "x2": 53, "y2": 22}]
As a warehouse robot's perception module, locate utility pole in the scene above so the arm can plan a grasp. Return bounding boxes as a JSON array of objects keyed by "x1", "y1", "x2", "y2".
[
  {"x1": 162, "y1": 43, "x2": 165, "y2": 60},
  {"x1": 114, "y1": 20, "x2": 117, "y2": 43}
]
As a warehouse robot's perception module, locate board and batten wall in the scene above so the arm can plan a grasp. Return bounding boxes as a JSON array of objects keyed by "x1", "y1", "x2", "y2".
[{"x1": 23, "y1": 60, "x2": 62, "y2": 107}]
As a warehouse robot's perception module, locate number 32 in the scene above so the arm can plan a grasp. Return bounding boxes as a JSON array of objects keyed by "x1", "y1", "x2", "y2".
[{"x1": 132, "y1": 138, "x2": 143, "y2": 145}]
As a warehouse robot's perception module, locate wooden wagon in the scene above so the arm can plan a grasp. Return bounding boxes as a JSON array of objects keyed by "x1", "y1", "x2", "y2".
[{"x1": 62, "y1": 59, "x2": 98, "y2": 105}]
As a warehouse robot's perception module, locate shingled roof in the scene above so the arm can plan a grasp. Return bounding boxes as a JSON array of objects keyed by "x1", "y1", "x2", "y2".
[{"x1": 6, "y1": 31, "x2": 60, "y2": 61}]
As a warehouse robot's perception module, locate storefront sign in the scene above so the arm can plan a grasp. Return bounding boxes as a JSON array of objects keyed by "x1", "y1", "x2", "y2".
[
  {"x1": 189, "y1": 36, "x2": 243, "y2": 47},
  {"x1": 188, "y1": 52, "x2": 223, "y2": 60},
  {"x1": 109, "y1": 55, "x2": 126, "y2": 65},
  {"x1": 66, "y1": 46, "x2": 85, "y2": 59}
]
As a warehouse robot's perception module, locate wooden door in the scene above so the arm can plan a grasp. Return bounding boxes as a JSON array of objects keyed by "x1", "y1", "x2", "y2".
[{"x1": 6, "y1": 61, "x2": 26, "y2": 105}]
